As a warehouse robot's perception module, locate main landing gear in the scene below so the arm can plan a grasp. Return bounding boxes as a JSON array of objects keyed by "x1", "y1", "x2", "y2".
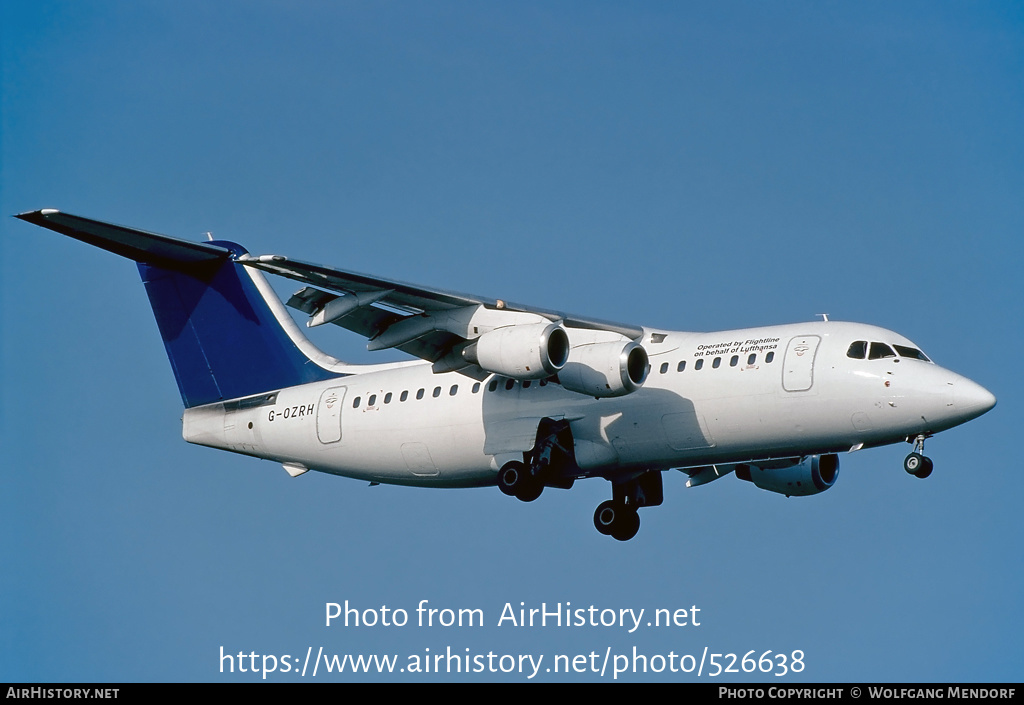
[
  {"x1": 594, "y1": 470, "x2": 663, "y2": 542},
  {"x1": 496, "y1": 418, "x2": 576, "y2": 503},
  {"x1": 904, "y1": 434, "x2": 934, "y2": 479},
  {"x1": 496, "y1": 460, "x2": 543, "y2": 502},
  {"x1": 494, "y1": 418, "x2": 661, "y2": 541}
]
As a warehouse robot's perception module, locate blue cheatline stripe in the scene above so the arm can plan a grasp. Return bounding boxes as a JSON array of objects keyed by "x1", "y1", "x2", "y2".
[{"x1": 138, "y1": 242, "x2": 342, "y2": 408}]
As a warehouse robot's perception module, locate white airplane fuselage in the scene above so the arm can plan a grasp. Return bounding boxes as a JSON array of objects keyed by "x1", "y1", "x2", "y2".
[{"x1": 182, "y1": 320, "x2": 993, "y2": 489}]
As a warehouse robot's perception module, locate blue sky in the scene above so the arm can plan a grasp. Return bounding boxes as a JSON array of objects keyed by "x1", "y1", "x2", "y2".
[{"x1": 2, "y1": 1, "x2": 1022, "y2": 682}]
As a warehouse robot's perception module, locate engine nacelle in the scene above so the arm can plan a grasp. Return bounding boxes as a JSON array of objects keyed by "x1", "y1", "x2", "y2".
[
  {"x1": 465, "y1": 322, "x2": 569, "y2": 380},
  {"x1": 558, "y1": 341, "x2": 650, "y2": 398},
  {"x1": 734, "y1": 454, "x2": 839, "y2": 497}
]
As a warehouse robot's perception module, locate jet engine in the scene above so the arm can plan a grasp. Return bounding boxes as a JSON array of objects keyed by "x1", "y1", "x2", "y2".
[
  {"x1": 734, "y1": 454, "x2": 839, "y2": 497},
  {"x1": 463, "y1": 322, "x2": 570, "y2": 380},
  {"x1": 558, "y1": 341, "x2": 650, "y2": 398}
]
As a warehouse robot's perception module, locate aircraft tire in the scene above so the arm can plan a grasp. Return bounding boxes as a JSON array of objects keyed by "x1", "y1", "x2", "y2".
[
  {"x1": 610, "y1": 509, "x2": 640, "y2": 541},
  {"x1": 913, "y1": 456, "x2": 934, "y2": 479},
  {"x1": 594, "y1": 500, "x2": 618, "y2": 535},
  {"x1": 903, "y1": 453, "x2": 925, "y2": 475},
  {"x1": 515, "y1": 479, "x2": 543, "y2": 503},
  {"x1": 594, "y1": 500, "x2": 640, "y2": 539},
  {"x1": 497, "y1": 461, "x2": 527, "y2": 497}
]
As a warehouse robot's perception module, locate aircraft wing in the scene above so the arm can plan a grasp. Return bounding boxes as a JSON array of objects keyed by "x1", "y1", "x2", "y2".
[
  {"x1": 241, "y1": 254, "x2": 643, "y2": 338},
  {"x1": 240, "y1": 252, "x2": 644, "y2": 372},
  {"x1": 15, "y1": 209, "x2": 646, "y2": 379}
]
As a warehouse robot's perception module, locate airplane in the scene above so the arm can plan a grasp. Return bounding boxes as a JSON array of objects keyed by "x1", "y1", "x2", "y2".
[{"x1": 15, "y1": 209, "x2": 997, "y2": 541}]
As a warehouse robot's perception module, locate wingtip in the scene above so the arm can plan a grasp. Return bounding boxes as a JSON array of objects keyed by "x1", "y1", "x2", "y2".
[{"x1": 14, "y1": 208, "x2": 60, "y2": 221}]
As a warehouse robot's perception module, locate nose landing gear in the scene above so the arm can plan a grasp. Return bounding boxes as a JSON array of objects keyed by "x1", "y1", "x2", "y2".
[{"x1": 904, "y1": 435, "x2": 934, "y2": 479}]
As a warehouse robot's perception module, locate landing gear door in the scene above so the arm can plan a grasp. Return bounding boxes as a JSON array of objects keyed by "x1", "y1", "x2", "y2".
[
  {"x1": 782, "y1": 336, "x2": 821, "y2": 392},
  {"x1": 316, "y1": 386, "x2": 346, "y2": 443}
]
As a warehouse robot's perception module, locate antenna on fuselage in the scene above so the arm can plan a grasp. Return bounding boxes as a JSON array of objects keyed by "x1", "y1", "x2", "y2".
[{"x1": 816, "y1": 313, "x2": 829, "y2": 322}]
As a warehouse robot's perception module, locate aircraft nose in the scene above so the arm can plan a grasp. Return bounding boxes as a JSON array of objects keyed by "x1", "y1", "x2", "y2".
[{"x1": 953, "y1": 378, "x2": 997, "y2": 420}]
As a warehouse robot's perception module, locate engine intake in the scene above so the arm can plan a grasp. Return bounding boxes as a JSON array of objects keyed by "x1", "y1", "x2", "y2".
[
  {"x1": 464, "y1": 322, "x2": 569, "y2": 380},
  {"x1": 559, "y1": 341, "x2": 649, "y2": 398},
  {"x1": 734, "y1": 454, "x2": 839, "y2": 497}
]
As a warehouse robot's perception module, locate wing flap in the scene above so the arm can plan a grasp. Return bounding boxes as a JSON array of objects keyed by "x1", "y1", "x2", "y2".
[{"x1": 287, "y1": 286, "x2": 471, "y2": 367}]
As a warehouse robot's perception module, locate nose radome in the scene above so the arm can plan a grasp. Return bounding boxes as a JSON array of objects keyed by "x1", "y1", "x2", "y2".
[{"x1": 954, "y1": 379, "x2": 997, "y2": 420}]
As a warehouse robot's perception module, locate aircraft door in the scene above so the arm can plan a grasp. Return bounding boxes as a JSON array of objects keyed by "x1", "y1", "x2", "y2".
[
  {"x1": 316, "y1": 386, "x2": 347, "y2": 443},
  {"x1": 782, "y1": 336, "x2": 821, "y2": 392}
]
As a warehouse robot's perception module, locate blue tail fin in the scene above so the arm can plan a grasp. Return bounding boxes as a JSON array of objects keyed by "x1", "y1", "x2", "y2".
[
  {"x1": 139, "y1": 245, "x2": 340, "y2": 407},
  {"x1": 16, "y1": 210, "x2": 341, "y2": 408}
]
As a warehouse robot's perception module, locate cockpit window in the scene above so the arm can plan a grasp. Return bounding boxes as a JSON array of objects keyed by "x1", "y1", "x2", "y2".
[
  {"x1": 847, "y1": 341, "x2": 867, "y2": 359},
  {"x1": 893, "y1": 345, "x2": 930, "y2": 362},
  {"x1": 868, "y1": 342, "x2": 897, "y2": 360}
]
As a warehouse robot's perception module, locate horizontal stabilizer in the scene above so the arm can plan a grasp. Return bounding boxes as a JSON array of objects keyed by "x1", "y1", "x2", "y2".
[
  {"x1": 14, "y1": 210, "x2": 230, "y2": 271},
  {"x1": 15, "y1": 208, "x2": 342, "y2": 407}
]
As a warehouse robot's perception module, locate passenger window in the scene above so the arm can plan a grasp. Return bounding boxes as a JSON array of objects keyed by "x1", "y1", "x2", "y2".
[
  {"x1": 523, "y1": 380, "x2": 531, "y2": 388},
  {"x1": 368, "y1": 394, "x2": 376, "y2": 406},
  {"x1": 766, "y1": 352, "x2": 775, "y2": 363},
  {"x1": 488, "y1": 379, "x2": 498, "y2": 392},
  {"x1": 472, "y1": 383, "x2": 481, "y2": 393},
  {"x1": 695, "y1": 359, "x2": 704, "y2": 370},
  {"x1": 450, "y1": 385, "x2": 458, "y2": 396},
  {"x1": 433, "y1": 386, "x2": 441, "y2": 398},
  {"x1": 847, "y1": 341, "x2": 867, "y2": 359},
  {"x1": 747, "y1": 354, "x2": 756, "y2": 365},
  {"x1": 384, "y1": 392, "x2": 392, "y2": 404},
  {"x1": 869, "y1": 342, "x2": 897, "y2": 360},
  {"x1": 712, "y1": 357, "x2": 721, "y2": 369},
  {"x1": 505, "y1": 379, "x2": 515, "y2": 391},
  {"x1": 660, "y1": 362, "x2": 669, "y2": 374},
  {"x1": 400, "y1": 391, "x2": 408, "y2": 402},
  {"x1": 416, "y1": 389, "x2": 424, "y2": 400},
  {"x1": 730, "y1": 355, "x2": 738, "y2": 367},
  {"x1": 677, "y1": 361, "x2": 686, "y2": 372},
  {"x1": 353, "y1": 396, "x2": 361, "y2": 408}
]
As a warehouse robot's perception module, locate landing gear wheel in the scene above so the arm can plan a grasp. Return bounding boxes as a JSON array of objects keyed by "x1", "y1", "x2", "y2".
[
  {"x1": 904, "y1": 452, "x2": 933, "y2": 478},
  {"x1": 515, "y1": 478, "x2": 543, "y2": 502},
  {"x1": 610, "y1": 509, "x2": 640, "y2": 542},
  {"x1": 496, "y1": 461, "x2": 544, "y2": 502},
  {"x1": 497, "y1": 461, "x2": 525, "y2": 497},
  {"x1": 593, "y1": 500, "x2": 641, "y2": 541},
  {"x1": 594, "y1": 500, "x2": 618, "y2": 535},
  {"x1": 911, "y1": 455, "x2": 933, "y2": 479},
  {"x1": 905, "y1": 435, "x2": 933, "y2": 478}
]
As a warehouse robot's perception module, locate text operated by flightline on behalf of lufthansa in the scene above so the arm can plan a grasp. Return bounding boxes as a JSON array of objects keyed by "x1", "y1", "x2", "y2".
[{"x1": 218, "y1": 601, "x2": 808, "y2": 680}]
